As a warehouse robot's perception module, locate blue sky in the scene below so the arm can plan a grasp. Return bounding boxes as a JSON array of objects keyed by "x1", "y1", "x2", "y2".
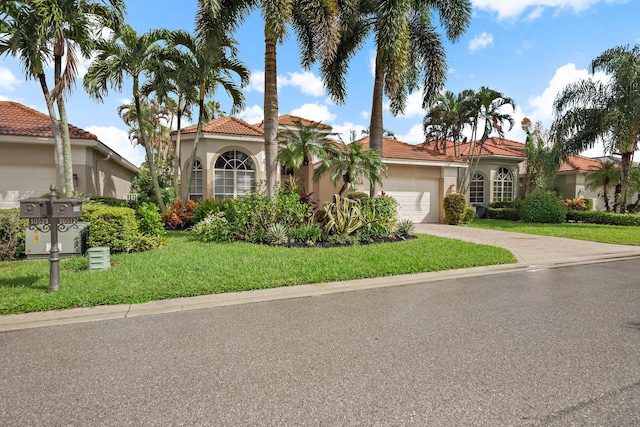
[{"x1": 1, "y1": 0, "x2": 638, "y2": 166}]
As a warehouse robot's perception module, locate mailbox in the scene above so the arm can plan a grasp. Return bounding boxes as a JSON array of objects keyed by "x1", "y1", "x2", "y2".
[
  {"x1": 51, "y1": 198, "x2": 83, "y2": 218},
  {"x1": 19, "y1": 198, "x2": 50, "y2": 219}
]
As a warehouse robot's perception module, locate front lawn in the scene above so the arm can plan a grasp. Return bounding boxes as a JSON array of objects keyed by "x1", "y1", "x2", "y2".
[
  {"x1": 467, "y1": 219, "x2": 640, "y2": 245},
  {"x1": 0, "y1": 232, "x2": 515, "y2": 315}
]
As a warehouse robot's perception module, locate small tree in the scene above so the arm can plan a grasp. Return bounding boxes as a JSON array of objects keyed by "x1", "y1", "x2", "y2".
[
  {"x1": 443, "y1": 193, "x2": 467, "y2": 225},
  {"x1": 521, "y1": 118, "x2": 563, "y2": 197},
  {"x1": 585, "y1": 162, "x2": 620, "y2": 212},
  {"x1": 314, "y1": 141, "x2": 386, "y2": 197}
]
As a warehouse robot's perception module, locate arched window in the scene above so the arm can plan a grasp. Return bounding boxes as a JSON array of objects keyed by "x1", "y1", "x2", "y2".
[
  {"x1": 493, "y1": 167, "x2": 514, "y2": 202},
  {"x1": 189, "y1": 159, "x2": 203, "y2": 202},
  {"x1": 214, "y1": 150, "x2": 255, "y2": 199},
  {"x1": 469, "y1": 173, "x2": 485, "y2": 204}
]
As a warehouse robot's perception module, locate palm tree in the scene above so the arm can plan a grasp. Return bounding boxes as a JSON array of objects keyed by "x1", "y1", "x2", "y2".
[
  {"x1": 0, "y1": 2, "x2": 66, "y2": 189},
  {"x1": 521, "y1": 118, "x2": 562, "y2": 197},
  {"x1": 84, "y1": 24, "x2": 168, "y2": 213},
  {"x1": 278, "y1": 120, "x2": 335, "y2": 193},
  {"x1": 586, "y1": 162, "x2": 620, "y2": 212},
  {"x1": 314, "y1": 140, "x2": 386, "y2": 197},
  {"x1": 43, "y1": 0, "x2": 125, "y2": 196},
  {"x1": 423, "y1": 89, "x2": 471, "y2": 156},
  {"x1": 458, "y1": 86, "x2": 515, "y2": 194},
  {"x1": 320, "y1": 0, "x2": 472, "y2": 196},
  {"x1": 198, "y1": 0, "x2": 342, "y2": 198},
  {"x1": 165, "y1": 28, "x2": 249, "y2": 202},
  {"x1": 554, "y1": 44, "x2": 640, "y2": 213}
]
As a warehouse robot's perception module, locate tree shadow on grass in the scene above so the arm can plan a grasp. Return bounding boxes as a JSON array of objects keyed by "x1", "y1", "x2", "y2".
[{"x1": 0, "y1": 274, "x2": 47, "y2": 290}]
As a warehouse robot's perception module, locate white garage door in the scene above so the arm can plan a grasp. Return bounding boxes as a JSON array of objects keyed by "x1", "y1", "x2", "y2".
[{"x1": 386, "y1": 185, "x2": 439, "y2": 223}]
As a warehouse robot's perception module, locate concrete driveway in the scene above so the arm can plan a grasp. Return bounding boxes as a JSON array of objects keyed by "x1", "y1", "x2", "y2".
[{"x1": 413, "y1": 223, "x2": 640, "y2": 265}]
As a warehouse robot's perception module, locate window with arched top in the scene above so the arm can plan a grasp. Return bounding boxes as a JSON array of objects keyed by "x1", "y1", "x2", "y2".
[
  {"x1": 214, "y1": 150, "x2": 255, "y2": 199},
  {"x1": 189, "y1": 160, "x2": 203, "y2": 202},
  {"x1": 493, "y1": 167, "x2": 514, "y2": 202},
  {"x1": 469, "y1": 173, "x2": 485, "y2": 204}
]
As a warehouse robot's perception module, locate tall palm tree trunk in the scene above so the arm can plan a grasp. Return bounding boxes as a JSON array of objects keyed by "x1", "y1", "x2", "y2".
[
  {"x1": 173, "y1": 106, "x2": 183, "y2": 199},
  {"x1": 134, "y1": 79, "x2": 166, "y2": 213},
  {"x1": 38, "y1": 74, "x2": 65, "y2": 190},
  {"x1": 264, "y1": 38, "x2": 280, "y2": 198},
  {"x1": 54, "y1": 50, "x2": 74, "y2": 197},
  {"x1": 182, "y1": 95, "x2": 205, "y2": 202},
  {"x1": 619, "y1": 152, "x2": 632, "y2": 213},
  {"x1": 368, "y1": 54, "x2": 384, "y2": 197},
  {"x1": 56, "y1": 98, "x2": 75, "y2": 196}
]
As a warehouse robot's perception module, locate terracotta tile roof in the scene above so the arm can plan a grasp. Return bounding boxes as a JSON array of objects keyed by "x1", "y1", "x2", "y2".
[
  {"x1": 424, "y1": 138, "x2": 525, "y2": 158},
  {"x1": 179, "y1": 116, "x2": 264, "y2": 137},
  {"x1": 358, "y1": 136, "x2": 466, "y2": 163},
  {"x1": 559, "y1": 155, "x2": 604, "y2": 172},
  {"x1": 254, "y1": 115, "x2": 332, "y2": 130},
  {"x1": 0, "y1": 101, "x2": 98, "y2": 140}
]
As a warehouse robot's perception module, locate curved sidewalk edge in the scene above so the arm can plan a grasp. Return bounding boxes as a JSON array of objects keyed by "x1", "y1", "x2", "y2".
[{"x1": 2, "y1": 249, "x2": 640, "y2": 332}]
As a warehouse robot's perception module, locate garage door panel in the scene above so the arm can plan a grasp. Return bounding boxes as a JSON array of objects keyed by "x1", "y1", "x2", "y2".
[{"x1": 386, "y1": 186, "x2": 438, "y2": 223}]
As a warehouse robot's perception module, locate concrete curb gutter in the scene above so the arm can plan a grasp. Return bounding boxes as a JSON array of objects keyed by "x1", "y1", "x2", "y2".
[{"x1": 2, "y1": 251, "x2": 640, "y2": 332}]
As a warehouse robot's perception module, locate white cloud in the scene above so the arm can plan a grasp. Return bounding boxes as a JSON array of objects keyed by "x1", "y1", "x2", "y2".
[
  {"x1": 397, "y1": 90, "x2": 426, "y2": 118},
  {"x1": 360, "y1": 110, "x2": 370, "y2": 120},
  {"x1": 279, "y1": 71, "x2": 325, "y2": 97},
  {"x1": 527, "y1": 63, "x2": 608, "y2": 125},
  {"x1": 0, "y1": 66, "x2": 22, "y2": 91},
  {"x1": 469, "y1": 32, "x2": 494, "y2": 53},
  {"x1": 397, "y1": 124, "x2": 425, "y2": 144},
  {"x1": 471, "y1": 0, "x2": 619, "y2": 21},
  {"x1": 246, "y1": 70, "x2": 265, "y2": 93},
  {"x1": 237, "y1": 104, "x2": 264, "y2": 124},
  {"x1": 289, "y1": 103, "x2": 336, "y2": 123},
  {"x1": 85, "y1": 125, "x2": 146, "y2": 167},
  {"x1": 329, "y1": 122, "x2": 368, "y2": 143}
]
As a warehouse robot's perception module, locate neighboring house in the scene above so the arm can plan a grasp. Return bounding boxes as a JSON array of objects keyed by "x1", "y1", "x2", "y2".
[
  {"x1": 176, "y1": 115, "x2": 467, "y2": 222},
  {"x1": 0, "y1": 101, "x2": 138, "y2": 209},
  {"x1": 426, "y1": 137, "x2": 526, "y2": 207}
]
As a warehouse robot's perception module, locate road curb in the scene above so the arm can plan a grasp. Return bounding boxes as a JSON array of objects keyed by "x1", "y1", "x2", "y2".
[{"x1": 2, "y1": 252, "x2": 640, "y2": 332}]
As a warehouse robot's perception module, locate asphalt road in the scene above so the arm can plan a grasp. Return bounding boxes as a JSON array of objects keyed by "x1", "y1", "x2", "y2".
[{"x1": 1, "y1": 260, "x2": 640, "y2": 426}]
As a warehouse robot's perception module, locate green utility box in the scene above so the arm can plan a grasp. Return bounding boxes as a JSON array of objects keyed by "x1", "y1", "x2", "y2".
[
  {"x1": 25, "y1": 222, "x2": 89, "y2": 259},
  {"x1": 87, "y1": 247, "x2": 111, "y2": 271}
]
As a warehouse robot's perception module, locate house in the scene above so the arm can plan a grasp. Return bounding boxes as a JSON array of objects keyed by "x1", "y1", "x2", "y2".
[
  {"x1": 0, "y1": 101, "x2": 138, "y2": 209},
  {"x1": 176, "y1": 116, "x2": 467, "y2": 222},
  {"x1": 425, "y1": 137, "x2": 526, "y2": 206}
]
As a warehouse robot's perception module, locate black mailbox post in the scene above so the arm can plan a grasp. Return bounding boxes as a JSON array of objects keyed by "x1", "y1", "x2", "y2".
[{"x1": 19, "y1": 185, "x2": 83, "y2": 292}]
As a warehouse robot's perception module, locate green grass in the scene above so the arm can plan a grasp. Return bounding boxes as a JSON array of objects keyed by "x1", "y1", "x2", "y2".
[
  {"x1": 0, "y1": 232, "x2": 515, "y2": 315},
  {"x1": 467, "y1": 219, "x2": 640, "y2": 245}
]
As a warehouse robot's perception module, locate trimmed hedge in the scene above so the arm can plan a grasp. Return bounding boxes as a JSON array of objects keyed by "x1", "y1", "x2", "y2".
[
  {"x1": 521, "y1": 190, "x2": 566, "y2": 224},
  {"x1": 486, "y1": 207, "x2": 520, "y2": 221},
  {"x1": 443, "y1": 193, "x2": 467, "y2": 225},
  {"x1": 462, "y1": 206, "x2": 476, "y2": 224},
  {"x1": 0, "y1": 209, "x2": 28, "y2": 261},
  {"x1": 566, "y1": 210, "x2": 640, "y2": 226},
  {"x1": 81, "y1": 205, "x2": 140, "y2": 252}
]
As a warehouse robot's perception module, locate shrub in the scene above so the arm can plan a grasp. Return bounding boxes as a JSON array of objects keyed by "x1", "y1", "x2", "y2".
[
  {"x1": 193, "y1": 198, "x2": 234, "y2": 224},
  {"x1": 321, "y1": 195, "x2": 370, "y2": 236},
  {"x1": 486, "y1": 207, "x2": 520, "y2": 221},
  {"x1": 564, "y1": 198, "x2": 591, "y2": 211},
  {"x1": 231, "y1": 187, "x2": 311, "y2": 242},
  {"x1": 395, "y1": 219, "x2": 415, "y2": 237},
  {"x1": 566, "y1": 210, "x2": 640, "y2": 226},
  {"x1": 363, "y1": 194, "x2": 398, "y2": 229},
  {"x1": 163, "y1": 199, "x2": 198, "y2": 230},
  {"x1": 191, "y1": 212, "x2": 234, "y2": 243},
  {"x1": 462, "y1": 206, "x2": 476, "y2": 224},
  {"x1": 443, "y1": 193, "x2": 467, "y2": 225},
  {"x1": 0, "y1": 209, "x2": 28, "y2": 261},
  {"x1": 81, "y1": 205, "x2": 139, "y2": 252},
  {"x1": 137, "y1": 203, "x2": 165, "y2": 237},
  {"x1": 346, "y1": 192, "x2": 370, "y2": 206},
  {"x1": 521, "y1": 190, "x2": 566, "y2": 223},
  {"x1": 265, "y1": 223, "x2": 289, "y2": 245},
  {"x1": 290, "y1": 223, "x2": 323, "y2": 245}
]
